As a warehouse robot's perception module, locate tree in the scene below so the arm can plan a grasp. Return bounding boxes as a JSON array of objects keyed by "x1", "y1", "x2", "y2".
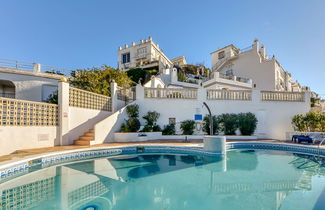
[
  {"x1": 291, "y1": 111, "x2": 325, "y2": 132},
  {"x1": 70, "y1": 65, "x2": 133, "y2": 96},
  {"x1": 127, "y1": 68, "x2": 159, "y2": 84}
]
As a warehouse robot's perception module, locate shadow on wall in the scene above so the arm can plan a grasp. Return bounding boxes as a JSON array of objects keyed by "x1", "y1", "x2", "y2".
[
  {"x1": 94, "y1": 102, "x2": 134, "y2": 144},
  {"x1": 62, "y1": 109, "x2": 112, "y2": 145}
]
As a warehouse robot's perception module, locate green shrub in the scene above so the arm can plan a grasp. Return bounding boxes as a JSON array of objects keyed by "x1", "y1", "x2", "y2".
[
  {"x1": 142, "y1": 111, "x2": 160, "y2": 132},
  {"x1": 202, "y1": 115, "x2": 220, "y2": 135},
  {"x1": 237, "y1": 112, "x2": 258, "y2": 135},
  {"x1": 153, "y1": 125, "x2": 162, "y2": 132},
  {"x1": 162, "y1": 123, "x2": 176, "y2": 135},
  {"x1": 218, "y1": 114, "x2": 238, "y2": 135},
  {"x1": 120, "y1": 123, "x2": 130, "y2": 132},
  {"x1": 292, "y1": 111, "x2": 325, "y2": 132},
  {"x1": 120, "y1": 104, "x2": 140, "y2": 132},
  {"x1": 180, "y1": 120, "x2": 196, "y2": 135},
  {"x1": 126, "y1": 118, "x2": 141, "y2": 132},
  {"x1": 45, "y1": 91, "x2": 58, "y2": 104},
  {"x1": 126, "y1": 104, "x2": 139, "y2": 118},
  {"x1": 292, "y1": 114, "x2": 307, "y2": 131}
]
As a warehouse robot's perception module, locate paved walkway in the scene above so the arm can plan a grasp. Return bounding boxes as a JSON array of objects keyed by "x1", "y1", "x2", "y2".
[{"x1": 0, "y1": 139, "x2": 314, "y2": 165}]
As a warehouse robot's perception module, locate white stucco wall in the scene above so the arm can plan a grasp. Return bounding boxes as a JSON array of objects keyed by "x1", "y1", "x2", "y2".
[
  {"x1": 94, "y1": 104, "x2": 131, "y2": 144},
  {"x1": 135, "y1": 87, "x2": 310, "y2": 140},
  {"x1": 144, "y1": 77, "x2": 165, "y2": 88},
  {"x1": 0, "y1": 71, "x2": 60, "y2": 102},
  {"x1": 67, "y1": 107, "x2": 111, "y2": 145},
  {"x1": 0, "y1": 126, "x2": 57, "y2": 156},
  {"x1": 217, "y1": 48, "x2": 276, "y2": 91}
]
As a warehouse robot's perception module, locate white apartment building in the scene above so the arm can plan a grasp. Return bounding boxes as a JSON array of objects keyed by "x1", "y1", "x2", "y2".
[
  {"x1": 211, "y1": 39, "x2": 306, "y2": 92},
  {"x1": 118, "y1": 37, "x2": 180, "y2": 72}
]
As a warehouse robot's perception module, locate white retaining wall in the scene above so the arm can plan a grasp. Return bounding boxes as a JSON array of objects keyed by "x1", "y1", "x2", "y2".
[
  {"x1": 114, "y1": 132, "x2": 162, "y2": 142},
  {"x1": 0, "y1": 126, "x2": 58, "y2": 156},
  {"x1": 134, "y1": 87, "x2": 310, "y2": 140}
]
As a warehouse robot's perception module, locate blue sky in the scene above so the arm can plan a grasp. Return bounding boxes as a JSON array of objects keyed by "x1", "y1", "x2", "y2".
[{"x1": 0, "y1": 0, "x2": 324, "y2": 94}]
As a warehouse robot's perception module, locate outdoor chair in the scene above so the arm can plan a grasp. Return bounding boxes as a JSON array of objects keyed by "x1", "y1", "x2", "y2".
[{"x1": 292, "y1": 135, "x2": 313, "y2": 144}]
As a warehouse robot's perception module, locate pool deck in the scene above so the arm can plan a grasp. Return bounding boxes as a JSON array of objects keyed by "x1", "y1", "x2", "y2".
[{"x1": 0, "y1": 139, "x2": 322, "y2": 165}]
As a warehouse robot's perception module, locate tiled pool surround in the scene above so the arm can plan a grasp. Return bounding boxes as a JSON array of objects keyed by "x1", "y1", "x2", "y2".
[{"x1": 1, "y1": 142, "x2": 325, "y2": 182}]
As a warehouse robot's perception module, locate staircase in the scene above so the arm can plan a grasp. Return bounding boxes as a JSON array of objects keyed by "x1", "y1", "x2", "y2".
[{"x1": 73, "y1": 129, "x2": 95, "y2": 146}]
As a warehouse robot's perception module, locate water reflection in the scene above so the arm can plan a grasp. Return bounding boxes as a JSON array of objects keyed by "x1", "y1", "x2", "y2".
[{"x1": 1, "y1": 151, "x2": 325, "y2": 210}]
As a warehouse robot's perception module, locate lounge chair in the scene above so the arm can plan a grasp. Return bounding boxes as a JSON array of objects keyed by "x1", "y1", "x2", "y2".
[{"x1": 292, "y1": 135, "x2": 313, "y2": 144}]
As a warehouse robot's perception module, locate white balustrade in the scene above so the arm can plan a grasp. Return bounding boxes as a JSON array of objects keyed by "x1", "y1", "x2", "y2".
[
  {"x1": 207, "y1": 90, "x2": 252, "y2": 100},
  {"x1": 261, "y1": 91, "x2": 305, "y2": 102},
  {"x1": 145, "y1": 88, "x2": 198, "y2": 99}
]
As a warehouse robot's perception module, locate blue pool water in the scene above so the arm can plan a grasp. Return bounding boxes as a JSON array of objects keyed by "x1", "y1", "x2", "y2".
[{"x1": 1, "y1": 150, "x2": 325, "y2": 210}]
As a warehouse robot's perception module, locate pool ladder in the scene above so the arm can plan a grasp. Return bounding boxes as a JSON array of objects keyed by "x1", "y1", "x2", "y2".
[{"x1": 316, "y1": 138, "x2": 325, "y2": 165}]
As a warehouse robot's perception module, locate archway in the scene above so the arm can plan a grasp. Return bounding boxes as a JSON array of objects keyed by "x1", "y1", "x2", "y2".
[{"x1": 0, "y1": 80, "x2": 15, "y2": 98}]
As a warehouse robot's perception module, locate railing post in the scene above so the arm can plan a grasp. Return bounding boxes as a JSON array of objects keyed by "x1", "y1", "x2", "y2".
[
  {"x1": 213, "y1": 72, "x2": 220, "y2": 79},
  {"x1": 110, "y1": 81, "x2": 118, "y2": 112},
  {"x1": 136, "y1": 84, "x2": 144, "y2": 100},
  {"x1": 33, "y1": 63, "x2": 41, "y2": 73},
  {"x1": 58, "y1": 78, "x2": 70, "y2": 146},
  {"x1": 252, "y1": 90, "x2": 260, "y2": 103}
]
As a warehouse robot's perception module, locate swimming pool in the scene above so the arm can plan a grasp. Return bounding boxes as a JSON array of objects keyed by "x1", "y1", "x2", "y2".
[{"x1": 1, "y1": 149, "x2": 325, "y2": 210}]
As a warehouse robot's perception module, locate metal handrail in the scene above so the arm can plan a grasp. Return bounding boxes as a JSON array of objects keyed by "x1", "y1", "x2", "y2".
[
  {"x1": 0, "y1": 57, "x2": 70, "y2": 75},
  {"x1": 318, "y1": 138, "x2": 325, "y2": 157}
]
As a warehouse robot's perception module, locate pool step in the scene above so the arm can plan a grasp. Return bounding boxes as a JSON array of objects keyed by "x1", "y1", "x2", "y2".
[{"x1": 73, "y1": 128, "x2": 95, "y2": 146}]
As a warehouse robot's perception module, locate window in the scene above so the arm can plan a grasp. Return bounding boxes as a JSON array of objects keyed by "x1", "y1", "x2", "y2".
[
  {"x1": 122, "y1": 53, "x2": 130, "y2": 64},
  {"x1": 218, "y1": 51, "x2": 225, "y2": 59},
  {"x1": 137, "y1": 47, "x2": 147, "y2": 58},
  {"x1": 226, "y1": 69, "x2": 233, "y2": 76},
  {"x1": 169, "y1": 118, "x2": 176, "y2": 125}
]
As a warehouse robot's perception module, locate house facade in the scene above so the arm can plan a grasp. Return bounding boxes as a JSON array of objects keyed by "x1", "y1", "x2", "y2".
[
  {"x1": 118, "y1": 37, "x2": 179, "y2": 73},
  {"x1": 210, "y1": 39, "x2": 306, "y2": 92},
  {"x1": 0, "y1": 61, "x2": 67, "y2": 102}
]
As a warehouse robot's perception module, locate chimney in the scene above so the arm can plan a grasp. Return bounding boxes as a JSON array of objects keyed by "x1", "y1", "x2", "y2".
[
  {"x1": 132, "y1": 42, "x2": 136, "y2": 46},
  {"x1": 148, "y1": 36, "x2": 152, "y2": 41},
  {"x1": 118, "y1": 46, "x2": 122, "y2": 50},
  {"x1": 253, "y1": 39, "x2": 259, "y2": 51},
  {"x1": 140, "y1": 40, "x2": 144, "y2": 44},
  {"x1": 259, "y1": 45, "x2": 266, "y2": 59},
  {"x1": 124, "y1": 44, "x2": 128, "y2": 48}
]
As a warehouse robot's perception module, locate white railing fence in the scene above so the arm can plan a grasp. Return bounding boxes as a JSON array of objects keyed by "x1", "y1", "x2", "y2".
[
  {"x1": 117, "y1": 86, "x2": 136, "y2": 104},
  {"x1": 0, "y1": 58, "x2": 34, "y2": 71},
  {"x1": 261, "y1": 91, "x2": 305, "y2": 102},
  {"x1": 145, "y1": 88, "x2": 198, "y2": 99},
  {"x1": 207, "y1": 90, "x2": 252, "y2": 100},
  {"x1": 0, "y1": 58, "x2": 70, "y2": 75}
]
